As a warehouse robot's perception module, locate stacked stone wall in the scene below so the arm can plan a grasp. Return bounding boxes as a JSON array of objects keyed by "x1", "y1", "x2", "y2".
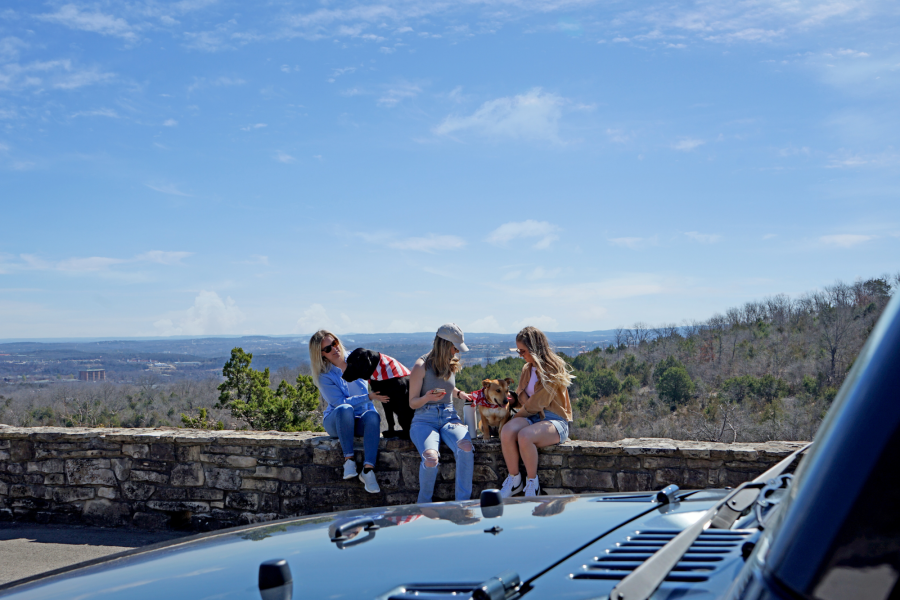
[{"x1": 0, "y1": 427, "x2": 805, "y2": 531}]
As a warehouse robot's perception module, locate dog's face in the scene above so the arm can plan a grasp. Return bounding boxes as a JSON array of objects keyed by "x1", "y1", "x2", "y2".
[
  {"x1": 482, "y1": 378, "x2": 515, "y2": 407},
  {"x1": 342, "y1": 348, "x2": 381, "y2": 382}
]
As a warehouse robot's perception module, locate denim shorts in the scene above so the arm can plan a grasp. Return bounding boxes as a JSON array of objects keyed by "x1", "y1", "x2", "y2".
[{"x1": 525, "y1": 409, "x2": 569, "y2": 444}]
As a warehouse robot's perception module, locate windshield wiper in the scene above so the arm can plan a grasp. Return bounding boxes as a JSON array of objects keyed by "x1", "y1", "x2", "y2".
[{"x1": 607, "y1": 442, "x2": 811, "y2": 600}]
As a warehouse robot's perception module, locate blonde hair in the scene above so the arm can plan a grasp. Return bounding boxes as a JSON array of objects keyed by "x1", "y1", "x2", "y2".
[
  {"x1": 424, "y1": 335, "x2": 461, "y2": 380},
  {"x1": 308, "y1": 329, "x2": 345, "y2": 389},
  {"x1": 516, "y1": 326, "x2": 573, "y2": 396}
]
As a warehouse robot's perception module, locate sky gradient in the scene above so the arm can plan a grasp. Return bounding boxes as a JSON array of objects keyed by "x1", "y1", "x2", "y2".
[{"x1": 1, "y1": 0, "x2": 898, "y2": 338}]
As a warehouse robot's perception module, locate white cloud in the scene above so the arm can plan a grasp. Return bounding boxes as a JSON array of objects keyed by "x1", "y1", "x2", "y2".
[
  {"x1": 502, "y1": 270, "x2": 521, "y2": 281},
  {"x1": 606, "y1": 128, "x2": 632, "y2": 143},
  {"x1": 154, "y1": 291, "x2": 245, "y2": 336},
  {"x1": 763, "y1": 233, "x2": 777, "y2": 240},
  {"x1": 512, "y1": 315, "x2": 559, "y2": 331},
  {"x1": 377, "y1": 82, "x2": 421, "y2": 107},
  {"x1": 146, "y1": 183, "x2": 192, "y2": 197},
  {"x1": 434, "y1": 88, "x2": 565, "y2": 143},
  {"x1": 296, "y1": 303, "x2": 352, "y2": 334},
  {"x1": 72, "y1": 108, "x2": 119, "y2": 118},
  {"x1": 56, "y1": 256, "x2": 126, "y2": 272},
  {"x1": 275, "y1": 152, "x2": 296, "y2": 163},
  {"x1": 827, "y1": 149, "x2": 900, "y2": 169},
  {"x1": 327, "y1": 66, "x2": 356, "y2": 83},
  {"x1": 241, "y1": 123, "x2": 267, "y2": 131},
  {"x1": 10, "y1": 250, "x2": 192, "y2": 274},
  {"x1": 38, "y1": 5, "x2": 137, "y2": 41},
  {"x1": 836, "y1": 48, "x2": 869, "y2": 58},
  {"x1": 685, "y1": 231, "x2": 722, "y2": 243},
  {"x1": 388, "y1": 234, "x2": 465, "y2": 252},
  {"x1": 488, "y1": 220, "x2": 560, "y2": 250},
  {"x1": 135, "y1": 251, "x2": 192, "y2": 265},
  {"x1": 359, "y1": 232, "x2": 465, "y2": 253},
  {"x1": 239, "y1": 254, "x2": 269, "y2": 265},
  {"x1": 468, "y1": 316, "x2": 503, "y2": 333},
  {"x1": 163, "y1": 119, "x2": 178, "y2": 127},
  {"x1": 820, "y1": 234, "x2": 876, "y2": 248},
  {"x1": 527, "y1": 267, "x2": 561, "y2": 280},
  {"x1": 187, "y1": 76, "x2": 246, "y2": 94},
  {"x1": 0, "y1": 37, "x2": 27, "y2": 62},
  {"x1": 0, "y1": 59, "x2": 116, "y2": 92},
  {"x1": 672, "y1": 138, "x2": 705, "y2": 151}
]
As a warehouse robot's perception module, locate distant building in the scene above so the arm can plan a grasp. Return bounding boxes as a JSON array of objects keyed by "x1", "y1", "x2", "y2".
[{"x1": 79, "y1": 369, "x2": 106, "y2": 381}]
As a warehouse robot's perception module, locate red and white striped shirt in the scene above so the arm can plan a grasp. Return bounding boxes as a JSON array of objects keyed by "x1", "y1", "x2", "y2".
[{"x1": 370, "y1": 353, "x2": 411, "y2": 381}]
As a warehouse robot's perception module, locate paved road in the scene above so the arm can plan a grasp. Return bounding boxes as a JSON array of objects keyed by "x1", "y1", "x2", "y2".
[{"x1": 0, "y1": 523, "x2": 189, "y2": 586}]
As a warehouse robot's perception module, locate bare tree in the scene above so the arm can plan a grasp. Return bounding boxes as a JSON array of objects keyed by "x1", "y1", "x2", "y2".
[{"x1": 614, "y1": 327, "x2": 626, "y2": 355}]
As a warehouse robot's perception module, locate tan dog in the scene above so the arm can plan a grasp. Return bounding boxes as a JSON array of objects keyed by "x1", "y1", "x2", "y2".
[{"x1": 474, "y1": 378, "x2": 515, "y2": 441}]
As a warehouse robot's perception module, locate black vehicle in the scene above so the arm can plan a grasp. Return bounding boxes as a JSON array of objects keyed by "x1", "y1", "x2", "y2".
[{"x1": 1, "y1": 295, "x2": 898, "y2": 600}]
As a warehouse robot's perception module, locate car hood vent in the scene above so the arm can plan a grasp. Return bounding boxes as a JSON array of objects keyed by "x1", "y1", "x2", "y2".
[
  {"x1": 379, "y1": 570, "x2": 521, "y2": 600},
  {"x1": 380, "y1": 582, "x2": 485, "y2": 600},
  {"x1": 571, "y1": 528, "x2": 753, "y2": 583}
]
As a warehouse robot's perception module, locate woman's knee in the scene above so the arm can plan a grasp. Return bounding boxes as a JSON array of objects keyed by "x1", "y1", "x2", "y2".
[
  {"x1": 334, "y1": 404, "x2": 354, "y2": 419},
  {"x1": 518, "y1": 428, "x2": 538, "y2": 447},
  {"x1": 457, "y1": 439, "x2": 473, "y2": 453},
  {"x1": 422, "y1": 449, "x2": 439, "y2": 469},
  {"x1": 500, "y1": 424, "x2": 519, "y2": 444},
  {"x1": 362, "y1": 410, "x2": 380, "y2": 427}
]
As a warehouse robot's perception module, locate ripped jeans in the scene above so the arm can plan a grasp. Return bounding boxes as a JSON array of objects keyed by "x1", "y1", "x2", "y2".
[{"x1": 410, "y1": 403, "x2": 474, "y2": 503}]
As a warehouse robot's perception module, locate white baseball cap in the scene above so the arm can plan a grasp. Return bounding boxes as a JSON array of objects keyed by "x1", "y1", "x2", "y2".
[{"x1": 436, "y1": 323, "x2": 469, "y2": 352}]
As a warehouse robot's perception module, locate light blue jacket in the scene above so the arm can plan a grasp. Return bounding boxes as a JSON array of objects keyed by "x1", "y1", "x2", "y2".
[{"x1": 319, "y1": 365, "x2": 374, "y2": 419}]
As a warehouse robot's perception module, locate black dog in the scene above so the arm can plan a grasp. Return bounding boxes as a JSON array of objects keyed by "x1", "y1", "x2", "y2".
[{"x1": 342, "y1": 348, "x2": 413, "y2": 439}]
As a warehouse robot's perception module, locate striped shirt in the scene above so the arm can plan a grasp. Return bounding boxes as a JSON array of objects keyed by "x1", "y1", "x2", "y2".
[{"x1": 370, "y1": 353, "x2": 411, "y2": 381}]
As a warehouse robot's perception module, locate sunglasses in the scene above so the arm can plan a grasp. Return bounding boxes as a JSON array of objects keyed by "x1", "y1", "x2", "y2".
[
  {"x1": 322, "y1": 342, "x2": 338, "y2": 354},
  {"x1": 516, "y1": 348, "x2": 527, "y2": 356}
]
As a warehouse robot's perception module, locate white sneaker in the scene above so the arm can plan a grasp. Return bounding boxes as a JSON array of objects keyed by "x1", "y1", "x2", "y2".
[
  {"x1": 524, "y1": 477, "x2": 540, "y2": 497},
  {"x1": 359, "y1": 469, "x2": 380, "y2": 493},
  {"x1": 500, "y1": 473, "x2": 524, "y2": 498},
  {"x1": 343, "y1": 459, "x2": 358, "y2": 480}
]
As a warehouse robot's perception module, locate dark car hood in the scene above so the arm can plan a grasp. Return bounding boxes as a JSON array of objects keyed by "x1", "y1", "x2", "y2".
[{"x1": 1, "y1": 492, "x2": 727, "y2": 599}]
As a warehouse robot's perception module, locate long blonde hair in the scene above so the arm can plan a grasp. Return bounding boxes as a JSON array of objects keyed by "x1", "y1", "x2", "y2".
[
  {"x1": 516, "y1": 326, "x2": 573, "y2": 396},
  {"x1": 424, "y1": 335, "x2": 461, "y2": 380},
  {"x1": 308, "y1": 329, "x2": 345, "y2": 389}
]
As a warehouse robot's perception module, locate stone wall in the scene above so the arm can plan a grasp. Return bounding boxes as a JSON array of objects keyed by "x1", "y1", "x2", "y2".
[{"x1": 0, "y1": 426, "x2": 805, "y2": 531}]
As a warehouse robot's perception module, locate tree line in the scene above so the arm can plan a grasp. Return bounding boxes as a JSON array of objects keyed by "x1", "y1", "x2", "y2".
[{"x1": 2, "y1": 274, "x2": 895, "y2": 444}]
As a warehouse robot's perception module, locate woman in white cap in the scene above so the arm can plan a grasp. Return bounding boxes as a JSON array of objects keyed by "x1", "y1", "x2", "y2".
[{"x1": 408, "y1": 323, "x2": 475, "y2": 503}]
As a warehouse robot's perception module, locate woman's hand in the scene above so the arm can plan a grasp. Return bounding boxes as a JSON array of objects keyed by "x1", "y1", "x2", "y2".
[
  {"x1": 369, "y1": 390, "x2": 390, "y2": 403},
  {"x1": 428, "y1": 389, "x2": 446, "y2": 400},
  {"x1": 457, "y1": 390, "x2": 471, "y2": 402}
]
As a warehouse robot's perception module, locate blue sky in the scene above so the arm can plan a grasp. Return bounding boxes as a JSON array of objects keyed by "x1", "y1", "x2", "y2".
[{"x1": 1, "y1": 0, "x2": 898, "y2": 339}]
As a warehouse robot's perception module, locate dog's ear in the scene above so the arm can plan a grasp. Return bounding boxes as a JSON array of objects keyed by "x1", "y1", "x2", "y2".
[
  {"x1": 482, "y1": 379, "x2": 492, "y2": 389},
  {"x1": 342, "y1": 348, "x2": 364, "y2": 381},
  {"x1": 503, "y1": 377, "x2": 515, "y2": 386},
  {"x1": 362, "y1": 349, "x2": 380, "y2": 374}
]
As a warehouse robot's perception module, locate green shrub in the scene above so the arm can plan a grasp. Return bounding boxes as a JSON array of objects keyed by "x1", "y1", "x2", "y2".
[
  {"x1": 621, "y1": 374, "x2": 639, "y2": 393},
  {"x1": 657, "y1": 366, "x2": 694, "y2": 409}
]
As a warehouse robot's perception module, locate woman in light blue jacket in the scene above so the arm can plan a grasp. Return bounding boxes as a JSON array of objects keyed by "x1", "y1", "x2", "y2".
[{"x1": 310, "y1": 329, "x2": 388, "y2": 494}]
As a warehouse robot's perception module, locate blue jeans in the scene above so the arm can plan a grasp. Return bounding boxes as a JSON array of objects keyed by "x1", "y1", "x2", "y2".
[
  {"x1": 323, "y1": 405, "x2": 380, "y2": 467},
  {"x1": 410, "y1": 403, "x2": 474, "y2": 503}
]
